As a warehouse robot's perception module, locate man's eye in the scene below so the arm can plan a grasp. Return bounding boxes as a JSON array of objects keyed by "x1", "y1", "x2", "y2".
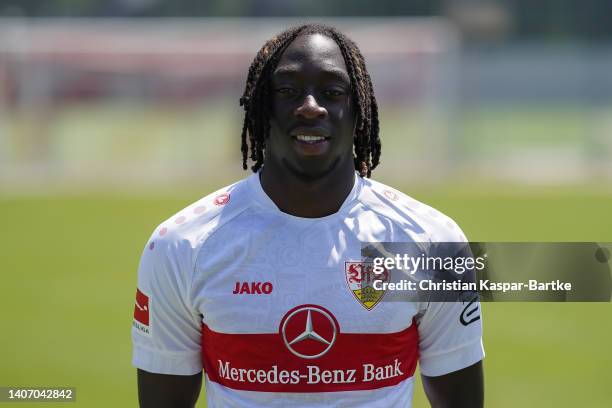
[
  {"x1": 324, "y1": 89, "x2": 345, "y2": 97},
  {"x1": 276, "y1": 88, "x2": 296, "y2": 95}
]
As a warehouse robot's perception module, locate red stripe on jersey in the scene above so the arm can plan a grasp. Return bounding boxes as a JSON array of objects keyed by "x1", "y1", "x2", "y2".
[{"x1": 201, "y1": 320, "x2": 419, "y2": 392}]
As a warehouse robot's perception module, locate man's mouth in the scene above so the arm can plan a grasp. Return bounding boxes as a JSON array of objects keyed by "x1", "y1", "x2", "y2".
[
  {"x1": 289, "y1": 127, "x2": 332, "y2": 155},
  {"x1": 293, "y1": 135, "x2": 330, "y2": 144},
  {"x1": 289, "y1": 131, "x2": 331, "y2": 156}
]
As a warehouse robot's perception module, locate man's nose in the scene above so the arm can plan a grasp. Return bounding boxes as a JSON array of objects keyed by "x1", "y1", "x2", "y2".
[{"x1": 294, "y1": 95, "x2": 328, "y2": 119}]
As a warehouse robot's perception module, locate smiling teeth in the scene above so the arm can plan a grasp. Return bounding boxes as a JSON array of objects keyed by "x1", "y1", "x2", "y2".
[{"x1": 296, "y1": 135, "x2": 325, "y2": 142}]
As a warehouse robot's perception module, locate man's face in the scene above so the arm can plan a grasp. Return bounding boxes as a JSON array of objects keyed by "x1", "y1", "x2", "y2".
[{"x1": 267, "y1": 33, "x2": 356, "y2": 180}]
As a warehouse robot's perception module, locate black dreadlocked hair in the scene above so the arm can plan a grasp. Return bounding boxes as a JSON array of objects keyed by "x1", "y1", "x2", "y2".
[{"x1": 239, "y1": 24, "x2": 381, "y2": 178}]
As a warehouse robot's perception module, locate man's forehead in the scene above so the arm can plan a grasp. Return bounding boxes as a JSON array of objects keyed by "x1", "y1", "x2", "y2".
[{"x1": 274, "y1": 33, "x2": 349, "y2": 78}]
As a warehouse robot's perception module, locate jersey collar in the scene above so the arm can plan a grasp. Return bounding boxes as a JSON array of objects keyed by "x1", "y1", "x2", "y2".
[{"x1": 247, "y1": 170, "x2": 362, "y2": 222}]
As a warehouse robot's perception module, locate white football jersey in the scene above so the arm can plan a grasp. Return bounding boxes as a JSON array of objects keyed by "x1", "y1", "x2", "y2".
[{"x1": 132, "y1": 172, "x2": 484, "y2": 407}]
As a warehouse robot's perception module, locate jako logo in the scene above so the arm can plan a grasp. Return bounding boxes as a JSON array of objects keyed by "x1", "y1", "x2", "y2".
[{"x1": 232, "y1": 281, "x2": 273, "y2": 295}]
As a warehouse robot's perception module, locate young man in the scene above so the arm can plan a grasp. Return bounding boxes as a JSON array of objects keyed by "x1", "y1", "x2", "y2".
[{"x1": 132, "y1": 24, "x2": 484, "y2": 407}]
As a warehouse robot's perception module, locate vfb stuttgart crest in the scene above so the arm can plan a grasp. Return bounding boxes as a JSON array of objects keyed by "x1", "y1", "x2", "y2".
[{"x1": 345, "y1": 261, "x2": 389, "y2": 310}]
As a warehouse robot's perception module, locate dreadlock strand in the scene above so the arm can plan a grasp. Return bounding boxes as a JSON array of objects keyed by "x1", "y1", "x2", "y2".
[{"x1": 240, "y1": 116, "x2": 250, "y2": 170}]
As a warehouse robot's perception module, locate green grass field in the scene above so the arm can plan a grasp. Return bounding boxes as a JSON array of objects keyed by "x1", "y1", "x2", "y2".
[{"x1": 1, "y1": 185, "x2": 611, "y2": 407}]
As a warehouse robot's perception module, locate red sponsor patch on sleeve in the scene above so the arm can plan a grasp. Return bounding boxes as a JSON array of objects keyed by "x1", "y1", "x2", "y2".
[{"x1": 134, "y1": 288, "x2": 150, "y2": 326}]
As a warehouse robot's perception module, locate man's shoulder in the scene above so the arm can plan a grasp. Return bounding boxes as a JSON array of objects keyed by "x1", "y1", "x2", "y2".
[
  {"x1": 358, "y1": 177, "x2": 467, "y2": 242},
  {"x1": 145, "y1": 177, "x2": 254, "y2": 256}
]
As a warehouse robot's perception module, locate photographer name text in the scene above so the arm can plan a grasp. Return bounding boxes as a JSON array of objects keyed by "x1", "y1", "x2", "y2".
[{"x1": 373, "y1": 279, "x2": 572, "y2": 292}]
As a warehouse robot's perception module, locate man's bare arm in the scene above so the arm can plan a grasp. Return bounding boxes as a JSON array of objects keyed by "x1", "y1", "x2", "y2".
[
  {"x1": 137, "y1": 369, "x2": 202, "y2": 408},
  {"x1": 421, "y1": 360, "x2": 484, "y2": 408}
]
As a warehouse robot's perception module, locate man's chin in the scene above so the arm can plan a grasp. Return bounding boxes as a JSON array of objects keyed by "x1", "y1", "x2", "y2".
[{"x1": 282, "y1": 158, "x2": 339, "y2": 183}]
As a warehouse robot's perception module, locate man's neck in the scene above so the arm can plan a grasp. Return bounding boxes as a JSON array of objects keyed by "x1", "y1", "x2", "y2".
[{"x1": 259, "y1": 160, "x2": 356, "y2": 218}]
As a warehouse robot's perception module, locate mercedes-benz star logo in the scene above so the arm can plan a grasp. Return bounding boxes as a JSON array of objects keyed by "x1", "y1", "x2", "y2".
[{"x1": 279, "y1": 305, "x2": 339, "y2": 359}]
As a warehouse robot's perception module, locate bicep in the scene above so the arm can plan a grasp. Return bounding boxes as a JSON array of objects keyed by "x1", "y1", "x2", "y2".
[
  {"x1": 132, "y1": 232, "x2": 204, "y2": 406},
  {"x1": 416, "y1": 298, "x2": 485, "y2": 406},
  {"x1": 421, "y1": 361, "x2": 484, "y2": 408},
  {"x1": 137, "y1": 369, "x2": 202, "y2": 408}
]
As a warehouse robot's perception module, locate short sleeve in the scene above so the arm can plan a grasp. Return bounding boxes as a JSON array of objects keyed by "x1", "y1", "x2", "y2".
[
  {"x1": 131, "y1": 231, "x2": 203, "y2": 375},
  {"x1": 416, "y1": 298, "x2": 485, "y2": 377}
]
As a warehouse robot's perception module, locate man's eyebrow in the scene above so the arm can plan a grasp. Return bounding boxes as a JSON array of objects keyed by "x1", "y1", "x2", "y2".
[
  {"x1": 272, "y1": 66, "x2": 351, "y2": 84},
  {"x1": 322, "y1": 68, "x2": 351, "y2": 84},
  {"x1": 272, "y1": 65, "x2": 301, "y2": 76}
]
